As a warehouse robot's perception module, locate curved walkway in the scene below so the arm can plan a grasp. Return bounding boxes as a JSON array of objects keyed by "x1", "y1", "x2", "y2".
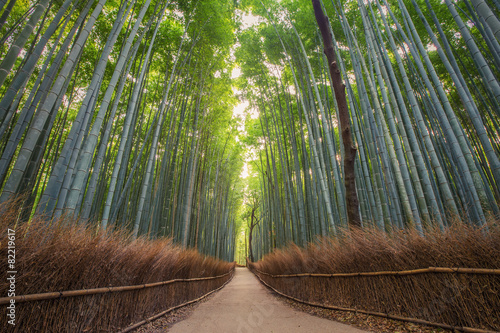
[{"x1": 169, "y1": 267, "x2": 367, "y2": 333}]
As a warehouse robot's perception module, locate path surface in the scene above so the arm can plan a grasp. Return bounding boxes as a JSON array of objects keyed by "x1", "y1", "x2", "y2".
[{"x1": 169, "y1": 267, "x2": 367, "y2": 333}]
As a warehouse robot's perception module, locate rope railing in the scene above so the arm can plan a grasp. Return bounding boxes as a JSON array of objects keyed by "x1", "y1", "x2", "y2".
[
  {"x1": 251, "y1": 270, "x2": 498, "y2": 333},
  {"x1": 0, "y1": 270, "x2": 233, "y2": 305},
  {"x1": 253, "y1": 266, "x2": 500, "y2": 278}
]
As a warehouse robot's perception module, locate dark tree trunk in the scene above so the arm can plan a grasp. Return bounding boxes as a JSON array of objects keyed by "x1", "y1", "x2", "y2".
[
  {"x1": 249, "y1": 211, "x2": 255, "y2": 263},
  {"x1": 248, "y1": 226, "x2": 254, "y2": 263},
  {"x1": 312, "y1": 0, "x2": 361, "y2": 228},
  {"x1": 248, "y1": 202, "x2": 259, "y2": 262}
]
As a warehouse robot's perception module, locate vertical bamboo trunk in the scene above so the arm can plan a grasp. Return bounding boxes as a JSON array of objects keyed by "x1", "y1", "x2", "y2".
[
  {"x1": 0, "y1": 0, "x2": 16, "y2": 32},
  {"x1": 0, "y1": 0, "x2": 106, "y2": 204},
  {"x1": 0, "y1": 0, "x2": 50, "y2": 88}
]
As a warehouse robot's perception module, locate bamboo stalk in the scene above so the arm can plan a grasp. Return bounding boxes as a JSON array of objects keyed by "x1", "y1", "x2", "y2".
[
  {"x1": 0, "y1": 270, "x2": 233, "y2": 305},
  {"x1": 252, "y1": 267, "x2": 500, "y2": 278},
  {"x1": 252, "y1": 269, "x2": 498, "y2": 333}
]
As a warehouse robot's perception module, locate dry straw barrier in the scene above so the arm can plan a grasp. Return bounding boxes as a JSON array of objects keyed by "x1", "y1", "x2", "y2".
[
  {"x1": 0, "y1": 201, "x2": 237, "y2": 332},
  {"x1": 2, "y1": 267, "x2": 234, "y2": 332},
  {"x1": 0, "y1": 271, "x2": 233, "y2": 305},
  {"x1": 118, "y1": 270, "x2": 235, "y2": 333},
  {"x1": 250, "y1": 265, "x2": 500, "y2": 332}
]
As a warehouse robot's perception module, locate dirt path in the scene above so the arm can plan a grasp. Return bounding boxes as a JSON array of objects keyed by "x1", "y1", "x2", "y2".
[{"x1": 168, "y1": 267, "x2": 368, "y2": 333}]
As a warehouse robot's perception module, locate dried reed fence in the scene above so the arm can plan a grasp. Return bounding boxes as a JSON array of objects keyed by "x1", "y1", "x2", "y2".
[
  {"x1": 249, "y1": 221, "x2": 500, "y2": 332},
  {"x1": 118, "y1": 271, "x2": 234, "y2": 333},
  {"x1": 0, "y1": 200, "x2": 234, "y2": 332}
]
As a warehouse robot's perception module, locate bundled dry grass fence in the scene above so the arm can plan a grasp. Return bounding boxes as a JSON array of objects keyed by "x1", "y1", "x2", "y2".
[
  {"x1": 249, "y1": 221, "x2": 500, "y2": 332},
  {"x1": 0, "y1": 200, "x2": 234, "y2": 332}
]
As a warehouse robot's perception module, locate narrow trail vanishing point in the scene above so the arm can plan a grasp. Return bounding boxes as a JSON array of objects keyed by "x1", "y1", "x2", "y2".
[{"x1": 169, "y1": 267, "x2": 367, "y2": 332}]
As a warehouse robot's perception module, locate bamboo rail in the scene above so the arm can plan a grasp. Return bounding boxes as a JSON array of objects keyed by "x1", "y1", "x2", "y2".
[
  {"x1": 252, "y1": 269, "x2": 499, "y2": 333},
  {"x1": 0, "y1": 270, "x2": 233, "y2": 305},
  {"x1": 253, "y1": 266, "x2": 500, "y2": 278},
  {"x1": 118, "y1": 270, "x2": 235, "y2": 333}
]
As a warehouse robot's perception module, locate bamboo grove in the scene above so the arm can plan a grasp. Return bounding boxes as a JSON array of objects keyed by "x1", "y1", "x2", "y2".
[
  {"x1": 236, "y1": 0, "x2": 500, "y2": 260},
  {"x1": 1, "y1": 0, "x2": 500, "y2": 262},
  {"x1": 0, "y1": 0, "x2": 243, "y2": 261}
]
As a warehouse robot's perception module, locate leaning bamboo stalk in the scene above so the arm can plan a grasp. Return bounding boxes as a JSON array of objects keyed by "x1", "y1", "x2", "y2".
[
  {"x1": 118, "y1": 269, "x2": 235, "y2": 333},
  {"x1": 0, "y1": 270, "x2": 233, "y2": 305},
  {"x1": 252, "y1": 267, "x2": 500, "y2": 278},
  {"x1": 253, "y1": 270, "x2": 498, "y2": 333}
]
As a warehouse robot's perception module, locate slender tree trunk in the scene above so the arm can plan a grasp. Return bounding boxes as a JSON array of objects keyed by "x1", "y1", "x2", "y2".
[{"x1": 312, "y1": 0, "x2": 360, "y2": 228}]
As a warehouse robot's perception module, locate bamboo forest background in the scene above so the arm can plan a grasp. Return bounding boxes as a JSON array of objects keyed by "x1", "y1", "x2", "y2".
[
  {"x1": 0, "y1": 0, "x2": 499, "y2": 262},
  {"x1": 237, "y1": 0, "x2": 500, "y2": 260},
  {"x1": 0, "y1": 0, "x2": 242, "y2": 261}
]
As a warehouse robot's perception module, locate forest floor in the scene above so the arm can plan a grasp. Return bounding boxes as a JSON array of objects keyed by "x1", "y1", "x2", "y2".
[{"x1": 135, "y1": 267, "x2": 454, "y2": 333}]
